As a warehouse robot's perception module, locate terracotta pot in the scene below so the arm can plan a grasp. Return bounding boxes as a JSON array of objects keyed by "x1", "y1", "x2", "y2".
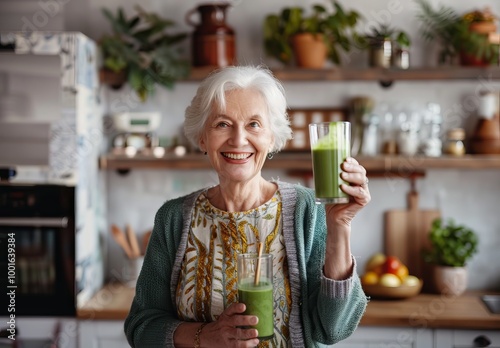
[
  {"x1": 469, "y1": 21, "x2": 497, "y2": 35},
  {"x1": 291, "y1": 33, "x2": 327, "y2": 69},
  {"x1": 433, "y1": 266, "x2": 468, "y2": 296},
  {"x1": 99, "y1": 68, "x2": 127, "y2": 90}
]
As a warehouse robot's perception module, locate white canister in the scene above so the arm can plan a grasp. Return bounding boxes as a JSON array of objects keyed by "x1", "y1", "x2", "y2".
[
  {"x1": 398, "y1": 130, "x2": 419, "y2": 156},
  {"x1": 478, "y1": 91, "x2": 498, "y2": 120}
]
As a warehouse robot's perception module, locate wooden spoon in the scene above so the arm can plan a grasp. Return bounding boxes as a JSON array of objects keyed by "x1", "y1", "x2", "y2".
[
  {"x1": 111, "y1": 224, "x2": 134, "y2": 259},
  {"x1": 126, "y1": 224, "x2": 141, "y2": 258},
  {"x1": 142, "y1": 230, "x2": 152, "y2": 255}
]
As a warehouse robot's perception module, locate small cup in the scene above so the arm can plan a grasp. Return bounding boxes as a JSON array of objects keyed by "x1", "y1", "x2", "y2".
[
  {"x1": 309, "y1": 122, "x2": 351, "y2": 204},
  {"x1": 237, "y1": 253, "x2": 274, "y2": 340}
]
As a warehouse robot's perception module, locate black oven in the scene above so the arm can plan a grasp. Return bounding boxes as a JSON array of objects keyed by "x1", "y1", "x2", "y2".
[{"x1": 0, "y1": 184, "x2": 76, "y2": 317}]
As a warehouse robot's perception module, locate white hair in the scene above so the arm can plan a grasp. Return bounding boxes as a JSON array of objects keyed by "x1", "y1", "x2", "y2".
[{"x1": 184, "y1": 65, "x2": 292, "y2": 152}]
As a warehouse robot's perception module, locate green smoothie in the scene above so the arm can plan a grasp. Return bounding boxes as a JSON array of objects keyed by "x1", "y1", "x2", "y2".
[
  {"x1": 311, "y1": 122, "x2": 350, "y2": 203},
  {"x1": 238, "y1": 278, "x2": 274, "y2": 340}
]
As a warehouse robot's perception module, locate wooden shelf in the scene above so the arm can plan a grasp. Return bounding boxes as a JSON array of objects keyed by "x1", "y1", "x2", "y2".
[
  {"x1": 271, "y1": 66, "x2": 500, "y2": 82},
  {"x1": 185, "y1": 66, "x2": 500, "y2": 82},
  {"x1": 99, "y1": 152, "x2": 500, "y2": 173}
]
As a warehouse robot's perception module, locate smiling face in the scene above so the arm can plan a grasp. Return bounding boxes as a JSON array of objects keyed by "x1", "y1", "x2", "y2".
[{"x1": 199, "y1": 88, "x2": 275, "y2": 185}]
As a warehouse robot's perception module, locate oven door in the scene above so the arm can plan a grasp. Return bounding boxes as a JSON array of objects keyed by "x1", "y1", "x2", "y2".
[{"x1": 0, "y1": 217, "x2": 75, "y2": 316}]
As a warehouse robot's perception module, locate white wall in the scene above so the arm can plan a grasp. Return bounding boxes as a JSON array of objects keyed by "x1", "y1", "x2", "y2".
[{"x1": 1, "y1": 0, "x2": 498, "y2": 290}]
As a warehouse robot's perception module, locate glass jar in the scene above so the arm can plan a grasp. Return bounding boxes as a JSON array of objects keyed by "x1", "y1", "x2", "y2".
[
  {"x1": 444, "y1": 128, "x2": 466, "y2": 156},
  {"x1": 420, "y1": 103, "x2": 442, "y2": 157}
]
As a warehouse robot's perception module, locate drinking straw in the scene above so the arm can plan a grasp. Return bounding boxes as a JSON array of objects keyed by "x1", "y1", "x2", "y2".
[{"x1": 254, "y1": 242, "x2": 264, "y2": 286}]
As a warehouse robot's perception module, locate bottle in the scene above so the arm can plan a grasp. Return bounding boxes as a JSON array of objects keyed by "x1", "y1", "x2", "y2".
[
  {"x1": 186, "y1": 3, "x2": 236, "y2": 67},
  {"x1": 361, "y1": 113, "x2": 379, "y2": 156},
  {"x1": 377, "y1": 103, "x2": 397, "y2": 154},
  {"x1": 444, "y1": 128, "x2": 466, "y2": 156}
]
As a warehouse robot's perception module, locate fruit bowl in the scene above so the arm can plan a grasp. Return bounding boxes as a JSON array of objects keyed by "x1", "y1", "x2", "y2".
[{"x1": 362, "y1": 279, "x2": 423, "y2": 299}]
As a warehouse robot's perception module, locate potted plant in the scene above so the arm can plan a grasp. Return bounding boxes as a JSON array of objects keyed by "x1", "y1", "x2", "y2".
[
  {"x1": 99, "y1": 5, "x2": 190, "y2": 102},
  {"x1": 423, "y1": 218, "x2": 479, "y2": 296},
  {"x1": 464, "y1": 7, "x2": 497, "y2": 35},
  {"x1": 263, "y1": 1, "x2": 364, "y2": 68},
  {"x1": 415, "y1": 0, "x2": 499, "y2": 66},
  {"x1": 365, "y1": 23, "x2": 411, "y2": 69}
]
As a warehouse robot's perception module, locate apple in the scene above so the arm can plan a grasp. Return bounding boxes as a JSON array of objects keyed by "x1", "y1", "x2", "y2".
[
  {"x1": 383, "y1": 256, "x2": 402, "y2": 275},
  {"x1": 402, "y1": 275, "x2": 420, "y2": 287},
  {"x1": 361, "y1": 271, "x2": 379, "y2": 286},
  {"x1": 379, "y1": 273, "x2": 402, "y2": 287},
  {"x1": 365, "y1": 253, "x2": 386, "y2": 274}
]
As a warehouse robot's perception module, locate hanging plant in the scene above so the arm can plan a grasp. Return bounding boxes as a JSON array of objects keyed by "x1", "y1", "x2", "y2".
[{"x1": 99, "y1": 5, "x2": 190, "y2": 102}]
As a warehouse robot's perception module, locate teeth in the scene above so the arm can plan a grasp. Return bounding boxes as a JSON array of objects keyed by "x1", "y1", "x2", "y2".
[{"x1": 223, "y1": 153, "x2": 250, "y2": 160}]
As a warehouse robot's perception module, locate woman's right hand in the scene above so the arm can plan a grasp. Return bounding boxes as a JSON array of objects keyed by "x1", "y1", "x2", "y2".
[{"x1": 201, "y1": 303, "x2": 260, "y2": 347}]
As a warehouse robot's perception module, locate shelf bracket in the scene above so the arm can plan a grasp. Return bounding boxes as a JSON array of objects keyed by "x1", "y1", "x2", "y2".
[{"x1": 379, "y1": 80, "x2": 394, "y2": 88}]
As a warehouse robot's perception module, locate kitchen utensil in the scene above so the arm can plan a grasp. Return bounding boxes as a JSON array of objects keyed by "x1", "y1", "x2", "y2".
[
  {"x1": 142, "y1": 230, "x2": 152, "y2": 255},
  {"x1": 384, "y1": 186, "x2": 440, "y2": 290},
  {"x1": 362, "y1": 279, "x2": 423, "y2": 299},
  {"x1": 126, "y1": 224, "x2": 141, "y2": 259},
  {"x1": 111, "y1": 224, "x2": 134, "y2": 259}
]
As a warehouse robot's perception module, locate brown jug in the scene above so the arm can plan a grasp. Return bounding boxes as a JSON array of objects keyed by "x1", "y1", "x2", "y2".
[{"x1": 186, "y1": 2, "x2": 236, "y2": 67}]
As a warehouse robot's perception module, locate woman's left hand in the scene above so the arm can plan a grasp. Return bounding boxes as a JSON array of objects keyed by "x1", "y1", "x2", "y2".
[{"x1": 325, "y1": 157, "x2": 371, "y2": 227}]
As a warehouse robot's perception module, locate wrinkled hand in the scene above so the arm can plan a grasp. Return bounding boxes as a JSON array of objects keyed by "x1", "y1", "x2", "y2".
[
  {"x1": 201, "y1": 303, "x2": 260, "y2": 347},
  {"x1": 325, "y1": 157, "x2": 371, "y2": 227}
]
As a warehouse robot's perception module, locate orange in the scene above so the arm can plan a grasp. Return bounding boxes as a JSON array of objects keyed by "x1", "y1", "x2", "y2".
[
  {"x1": 396, "y1": 264, "x2": 409, "y2": 281},
  {"x1": 361, "y1": 271, "x2": 379, "y2": 285}
]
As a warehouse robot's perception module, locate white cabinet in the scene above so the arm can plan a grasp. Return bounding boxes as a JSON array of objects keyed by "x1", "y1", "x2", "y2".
[
  {"x1": 75, "y1": 322, "x2": 500, "y2": 348},
  {"x1": 334, "y1": 327, "x2": 433, "y2": 348},
  {"x1": 435, "y1": 329, "x2": 500, "y2": 348},
  {"x1": 0, "y1": 317, "x2": 77, "y2": 348},
  {"x1": 78, "y1": 320, "x2": 128, "y2": 348},
  {"x1": 337, "y1": 328, "x2": 500, "y2": 348}
]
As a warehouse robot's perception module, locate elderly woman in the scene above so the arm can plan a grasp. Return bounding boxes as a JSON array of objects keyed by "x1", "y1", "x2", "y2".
[{"x1": 124, "y1": 66, "x2": 371, "y2": 347}]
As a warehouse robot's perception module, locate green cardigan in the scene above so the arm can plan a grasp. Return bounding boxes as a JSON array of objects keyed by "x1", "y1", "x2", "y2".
[{"x1": 124, "y1": 181, "x2": 367, "y2": 347}]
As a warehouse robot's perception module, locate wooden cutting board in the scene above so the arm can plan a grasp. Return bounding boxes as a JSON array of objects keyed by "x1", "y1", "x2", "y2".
[{"x1": 384, "y1": 190, "x2": 440, "y2": 287}]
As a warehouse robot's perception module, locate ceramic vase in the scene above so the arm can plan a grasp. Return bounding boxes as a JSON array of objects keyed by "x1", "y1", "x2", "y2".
[{"x1": 433, "y1": 265, "x2": 468, "y2": 296}]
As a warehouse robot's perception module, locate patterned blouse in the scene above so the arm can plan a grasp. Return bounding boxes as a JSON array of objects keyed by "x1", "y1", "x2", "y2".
[{"x1": 176, "y1": 189, "x2": 292, "y2": 347}]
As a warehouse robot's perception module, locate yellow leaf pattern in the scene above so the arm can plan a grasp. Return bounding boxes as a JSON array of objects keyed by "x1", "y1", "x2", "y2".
[{"x1": 176, "y1": 191, "x2": 291, "y2": 347}]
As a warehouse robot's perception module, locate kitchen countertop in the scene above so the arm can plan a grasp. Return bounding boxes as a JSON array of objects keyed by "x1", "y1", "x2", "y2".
[{"x1": 77, "y1": 283, "x2": 500, "y2": 329}]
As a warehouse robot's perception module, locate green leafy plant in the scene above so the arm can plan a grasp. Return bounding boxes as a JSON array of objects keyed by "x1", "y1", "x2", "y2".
[
  {"x1": 415, "y1": 0, "x2": 498, "y2": 65},
  {"x1": 263, "y1": 1, "x2": 364, "y2": 65},
  {"x1": 365, "y1": 23, "x2": 411, "y2": 48},
  {"x1": 423, "y1": 218, "x2": 478, "y2": 267},
  {"x1": 99, "y1": 5, "x2": 190, "y2": 101}
]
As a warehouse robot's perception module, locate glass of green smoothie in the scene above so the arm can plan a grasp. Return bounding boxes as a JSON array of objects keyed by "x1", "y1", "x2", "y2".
[
  {"x1": 309, "y1": 121, "x2": 351, "y2": 204},
  {"x1": 237, "y1": 253, "x2": 274, "y2": 340}
]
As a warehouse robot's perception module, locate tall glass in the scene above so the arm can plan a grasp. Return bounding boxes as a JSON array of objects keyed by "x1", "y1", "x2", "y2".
[
  {"x1": 309, "y1": 122, "x2": 351, "y2": 204},
  {"x1": 237, "y1": 253, "x2": 274, "y2": 340}
]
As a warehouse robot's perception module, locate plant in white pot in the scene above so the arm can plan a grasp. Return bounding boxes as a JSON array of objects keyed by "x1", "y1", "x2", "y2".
[{"x1": 423, "y1": 218, "x2": 478, "y2": 296}]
